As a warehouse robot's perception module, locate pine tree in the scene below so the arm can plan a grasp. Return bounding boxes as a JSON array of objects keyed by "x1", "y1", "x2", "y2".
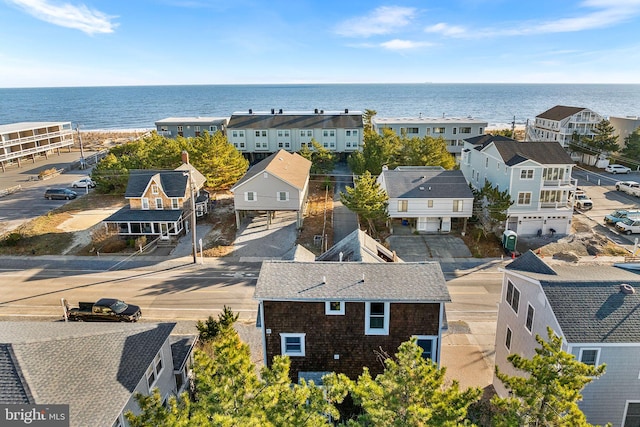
[
  {"x1": 582, "y1": 119, "x2": 619, "y2": 154},
  {"x1": 620, "y1": 127, "x2": 640, "y2": 164},
  {"x1": 493, "y1": 327, "x2": 607, "y2": 426},
  {"x1": 340, "y1": 171, "x2": 388, "y2": 233},
  {"x1": 189, "y1": 130, "x2": 249, "y2": 189},
  {"x1": 347, "y1": 128, "x2": 399, "y2": 175},
  {"x1": 323, "y1": 339, "x2": 481, "y2": 426}
]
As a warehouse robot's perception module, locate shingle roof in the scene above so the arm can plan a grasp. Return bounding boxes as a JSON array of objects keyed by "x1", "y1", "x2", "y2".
[
  {"x1": 0, "y1": 344, "x2": 33, "y2": 404},
  {"x1": 125, "y1": 170, "x2": 188, "y2": 198},
  {"x1": 316, "y1": 229, "x2": 400, "y2": 262},
  {"x1": 254, "y1": 261, "x2": 450, "y2": 302},
  {"x1": 103, "y1": 205, "x2": 184, "y2": 223},
  {"x1": 231, "y1": 150, "x2": 311, "y2": 191},
  {"x1": 227, "y1": 111, "x2": 363, "y2": 129},
  {"x1": 492, "y1": 141, "x2": 574, "y2": 166},
  {"x1": 380, "y1": 169, "x2": 473, "y2": 199},
  {"x1": 464, "y1": 134, "x2": 516, "y2": 147},
  {"x1": 536, "y1": 105, "x2": 586, "y2": 121},
  {"x1": 505, "y1": 255, "x2": 640, "y2": 343},
  {"x1": 0, "y1": 322, "x2": 175, "y2": 427},
  {"x1": 170, "y1": 335, "x2": 198, "y2": 372}
]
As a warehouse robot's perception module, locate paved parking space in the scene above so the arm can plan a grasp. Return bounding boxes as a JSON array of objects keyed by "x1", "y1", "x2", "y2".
[
  {"x1": 232, "y1": 211, "x2": 299, "y2": 262},
  {"x1": 387, "y1": 234, "x2": 473, "y2": 261}
]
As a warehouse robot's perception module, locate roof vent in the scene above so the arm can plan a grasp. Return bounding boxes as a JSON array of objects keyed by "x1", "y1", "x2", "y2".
[
  {"x1": 344, "y1": 108, "x2": 349, "y2": 114},
  {"x1": 249, "y1": 108, "x2": 253, "y2": 114},
  {"x1": 339, "y1": 251, "x2": 343, "y2": 262},
  {"x1": 620, "y1": 283, "x2": 636, "y2": 294},
  {"x1": 279, "y1": 109, "x2": 283, "y2": 114},
  {"x1": 314, "y1": 108, "x2": 319, "y2": 114},
  {"x1": 322, "y1": 276, "x2": 326, "y2": 284},
  {"x1": 271, "y1": 108, "x2": 275, "y2": 114},
  {"x1": 361, "y1": 273, "x2": 365, "y2": 282},
  {"x1": 419, "y1": 186, "x2": 425, "y2": 191}
]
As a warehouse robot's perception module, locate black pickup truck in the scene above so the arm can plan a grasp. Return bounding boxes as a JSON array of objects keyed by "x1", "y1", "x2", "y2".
[{"x1": 63, "y1": 298, "x2": 142, "y2": 322}]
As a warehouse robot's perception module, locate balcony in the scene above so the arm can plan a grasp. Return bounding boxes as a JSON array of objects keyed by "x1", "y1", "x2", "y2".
[{"x1": 542, "y1": 177, "x2": 577, "y2": 188}]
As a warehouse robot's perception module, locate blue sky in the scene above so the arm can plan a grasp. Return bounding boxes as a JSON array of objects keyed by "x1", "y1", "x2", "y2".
[{"x1": 1, "y1": 0, "x2": 640, "y2": 87}]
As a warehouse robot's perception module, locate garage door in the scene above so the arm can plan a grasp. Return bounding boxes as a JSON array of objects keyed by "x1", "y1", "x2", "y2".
[
  {"x1": 517, "y1": 216, "x2": 544, "y2": 235},
  {"x1": 417, "y1": 217, "x2": 440, "y2": 232}
]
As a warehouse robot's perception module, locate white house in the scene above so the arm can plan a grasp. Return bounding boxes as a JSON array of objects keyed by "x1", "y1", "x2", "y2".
[
  {"x1": 495, "y1": 251, "x2": 640, "y2": 427},
  {"x1": 371, "y1": 116, "x2": 487, "y2": 160},
  {"x1": 377, "y1": 166, "x2": 474, "y2": 233},
  {"x1": 460, "y1": 135, "x2": 576, "y2": 236},
  {"x1": 528, "y1": 105, "x2": 603, "y2": 147},
  {"x1": 155, "y1": 117, "x2": 228, "y2": 138},
  {"x1": 226, "y1": 109, "x2": 363, "y2": 161},
  {"x1": 0, "y1": 121, "x2": 74, "y2": 170}
]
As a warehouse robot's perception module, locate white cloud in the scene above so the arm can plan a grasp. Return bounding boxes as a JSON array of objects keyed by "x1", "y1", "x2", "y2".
[
  {"x1": 7, "y1": 0, "x2": 117, "y2": 35},
  {"x1": 424, "y1": 22, "x2": 466, "y2": 36},
  {"x1": 334, "y1": 6, "x2": 416, "y2": 37},
  {"x1": 380, "y1": 39, "x2": 433, "y2": 50}
]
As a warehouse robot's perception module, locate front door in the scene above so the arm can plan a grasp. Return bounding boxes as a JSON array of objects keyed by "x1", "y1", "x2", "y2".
[{"x1": 160, "y1": 223, "x2": 169, "y2": 240}]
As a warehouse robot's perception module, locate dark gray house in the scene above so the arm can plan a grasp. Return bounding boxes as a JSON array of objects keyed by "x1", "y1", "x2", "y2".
[{"x1": 254, "y1": 261, "x2": 450, "y2": 382}]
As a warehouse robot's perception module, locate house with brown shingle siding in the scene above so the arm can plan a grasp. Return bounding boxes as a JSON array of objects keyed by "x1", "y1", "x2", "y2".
[{"x1": 254, "y1": 261, "x2": 450, "y2": 382}]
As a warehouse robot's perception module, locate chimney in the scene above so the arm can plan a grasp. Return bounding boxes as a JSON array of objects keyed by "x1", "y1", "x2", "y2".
[
  {"x1": 181, "y1": 150, "x2": 189, "y2": 164},
  {"x1": 248, "y1": 108, "x2": 253, "y2": 114},
  {"x1": 278, "y1": 108, "x2": 283, "y2": 114},
  {"x1": 345, "y1": 108, "x2": 349, "y2": 114},
  {"x1": 339, "y1": 251, "x2": 343, "y2": 262},
  {"x1": 320, "y1": 110, "x2": 324, "y2": 114},
  {"x1": 271, "y1": 108, "x2": 275, "y2": 114},
  {"x1": 314, "y1": 108, "x2": 319, "y2": 114}
]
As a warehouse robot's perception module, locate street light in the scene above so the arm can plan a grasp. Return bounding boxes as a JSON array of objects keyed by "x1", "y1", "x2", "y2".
[{"x1": 76, "y1": 124, "x2": 85, "y2": 169}]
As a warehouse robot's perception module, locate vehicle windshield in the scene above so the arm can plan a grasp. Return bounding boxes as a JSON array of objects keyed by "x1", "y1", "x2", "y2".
[
  {"x1": 612, "y1": 212, "x2": 625, "y2": 218},
  {"x1": 110, "y1": 300, "x2": 128, "y2": 313},
  {"x1": 620, "y1": 218, "x2": 635, "y2": 225}
]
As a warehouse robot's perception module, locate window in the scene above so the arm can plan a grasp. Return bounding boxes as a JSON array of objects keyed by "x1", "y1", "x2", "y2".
[
  {"x1": 325, "y1": 301, "x2": 345, "y2": 315},
  {"x1": 155, "y1": 198, "x2": 163, "y2": 209},
  {"x1": 177, "y1": 126, "x2": 183, "y2": 132},
  {"x1": 452, "y1": 128, "x2": 457, "y2": 134},
  {"x1": 414, "y1": 336, "x2": 437, "y2": 361},
  {"x1": 171, "y1": 198, "x2": 179, "y2": 209},
  {"x1": 428, "y1": 200, "x2": 433, "y2": 208},
  {"x1": 485, "y1": 158, "x2": 489, "y2": 168},
  {"x1": 142, "y1": 198, "x2": 149, "y2": 210},
  {"x1": 520, "y1": 169, "x2": 534, "y2": 179},
  {"x1": 146, "y1": 353, "x2": 163, "y2": 390},
  {"x1": 406, "y1": 127, "x2": 419, "y2": 134},
  {"x1": 277, "y1": 191, "x2": 289, "y2": 201},
  {"x1": 398, "y1": 200, "x2": 408, "y2": 212},
  {"x1": 434, "y1": 127, "x2": 445, "y2": 134},
  {"x1": 505, "y1": 327, "x2": 512, "y2": 350},
  {"x1": 506, "y1": 281, "x2": 520, "y2": 314},
  {"x1": 194, "y1": 126, "x2": 200, "y2": 131},
  {"x1": 624, "y1": 402, "x2": 640, "y2": 427},
  {"x1": 460, "y1": 127, "x2": 471, "y2": 134},
  {"x1": 453, "y1": 200, "x2": 463, "y2": 212},
  {"x1": 365, "y1": 302, "x2": 390, "y2": 335},
  {"x1": 525, "y1": 304, "x2": 534, "y2": 332},
  {"x1": 517, "y1": 192, "x2": 532, "y2": 205},
  {"x1": 151, "y1": 184, "x2": 159, "y2": 195},
  {"x1": 579, "y1": 349, "x2": 599, "y2": 366},
  {"x1": 210, "y1": 125, "x2": 217, "y2": 132},
  {"x1": 280, "y1": 333, "x2": 305, "y2": 356},
  {"x1": 245, "y1": 192, "x2": 256, "y2": 202}
]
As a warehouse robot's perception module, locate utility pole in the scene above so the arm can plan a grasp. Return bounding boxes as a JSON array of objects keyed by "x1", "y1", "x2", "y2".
[
  {"x1": 76, "y1": 124, "x2": 85, "y2": 169},
  {"x1": 183, "y1": 151, "x2": 198, "y2": 264},
  {"x1": 511, "y1": 116, "x2": 516, "y2": 140}
]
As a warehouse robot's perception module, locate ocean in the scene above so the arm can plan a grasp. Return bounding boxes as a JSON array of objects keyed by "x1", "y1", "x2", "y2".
[{"x1": 1, "y1": 83, "x2": 639, "y2": 131}]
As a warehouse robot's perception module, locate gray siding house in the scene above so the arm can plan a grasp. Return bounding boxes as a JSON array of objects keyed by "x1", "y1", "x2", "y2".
[
  {"x1": 460, "y1": 135, "x2": 576, "y2": 235},
  {"x1": 494, "y1": 251, "x2": 640, "y2": 427},
  {"x1": 528, "y1": 105, "x2": 603, "y2": 147},
  {"x1": 0, "y1": 322, "x2": 196, "y2": 427},
  {"x1": 230, "y1": 150, "x2": 311, "y2": 228},
  {"x1": 155, "y1": 117, "x2": 228, "y2": 138},
  {"x1": 377, "y1": 166, "x2": 474, "y2": 233}
]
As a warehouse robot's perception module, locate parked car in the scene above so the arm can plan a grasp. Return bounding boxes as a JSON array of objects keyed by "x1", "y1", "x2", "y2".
[
  {"x1": 615, "y1": 180, "x2": 640, "y2": 197},
  {"x1": 605, "y1": 164, "x2": 632, "y2": 174},
  {"x1": 44, "y1": 188, "x2": 77, "y2": 200},
  {"x1": 573, "y1": 189, "x2": 593, "y2": 210},
  {"x1": 63, "y1": 298, "x2": 142, "y2": 322},
  {"x1": 71, "y1": 177, "x2": 95, "y2": 188},
  {"x1": 605, "y1": 209, "x2": 640, "y2": 224},
  {"x1": 615, "y1": 217, "x2": 640, "y2": 235}
]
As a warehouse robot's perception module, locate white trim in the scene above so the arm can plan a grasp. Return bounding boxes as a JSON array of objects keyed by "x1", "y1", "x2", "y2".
[
  {"x1": 280, "y1": 333, "x2": 306, "y2": 356},
  {"x1": 244, "y1": 191, "x2": 257, "y2": 202},
  {"x1": 365, "y1": 302, "x2": 390, "y2": 335},
  {"x1": 146, "y1": 352, "x2": 164, "y2": 391},
  {"x1": 525, "y1": 303, "x2": 534, "y2": 333},
  {"x1": 325, "y1": 301, "x2": 345, "y2": 315},
  {"x1": 277, "y1": 191, "x2": 290, "y2": 202},
  {"x1": 155, "y1": 197, "x2": 163, "y2": 209},
  {"x1": 578, "y1": 347, "x2": 600, "y2": 366},
  {"x1": 259, "y1": 301, "x2": 267, "y2": 367},
  {"x1": 622, "y1": 400, "x2": 640, "y2": 427},
  {"x1": 141, "y1": 197, "x2": 149, "y2": 210},
  {"x1": 505, "y1": 326, "x2": 512, "y2": 351},
  {"x1": 413, "y1": 335, "x2": 439, "y2": 361}
]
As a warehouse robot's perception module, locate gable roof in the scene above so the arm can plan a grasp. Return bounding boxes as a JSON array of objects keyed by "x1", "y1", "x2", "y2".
[
  {"x1": 0, "y1": 322, "x2": 175, "y2": 427},
  {"x1": 379, "y1": 169, "x2": 473, "y2": 199},
  {"x1": 231, "y1": 150, "x2": 311, "y2": 191},
  {"x1": 316, "y1": 229, "x2": 400, "y2": 262},
  {"x1": 536, "y1": 105, "x2": 587, "y2": 121},
  {"x1": 254, "y1": 261, "x2": 450, "y2": 302},
  {"x1": 125, "y1": 165, "x2": 206, "y2": 199},
  {"x1": 464, "y1": 134, "x2": 516, "y2": 147},
  {"x1": 505, "y1": 253, "x2": 640, "y2": 343},
  {"x1": 227, "y1": 111, "x2": 363, "y2": 129}
]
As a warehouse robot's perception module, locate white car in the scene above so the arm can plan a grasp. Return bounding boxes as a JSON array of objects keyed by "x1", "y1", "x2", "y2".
[
  {"x1": 615, "y1": 180, "x2": 640, "y2": 197},
  {"x1": 615, "y1": 217, "x2": 640, "y2": 234},
  {"x1": 71, "y1": 177, "x2": 96, "y2": 188},
  {"x1": 605, "y1": 164, "x2": 632, "y2": 174}
]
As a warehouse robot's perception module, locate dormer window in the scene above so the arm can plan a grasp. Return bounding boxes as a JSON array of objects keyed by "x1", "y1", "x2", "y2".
[
  {"x1": 152, "y1": 184, "x2": 159, "y2": 195},
  {"x1": 325, "y1": 301, "x2": 345, "y2": 315}
]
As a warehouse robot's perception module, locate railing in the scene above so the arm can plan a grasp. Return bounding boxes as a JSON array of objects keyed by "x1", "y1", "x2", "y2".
[
  {"x1": 0, "y1": 129, "x2": 73, "y2": 146},
  {"x1": 542, "y1": 177, "x2": 577, "y2": 188},
  {"x1": 0, "y1": 140, "x2": 74, "y2": 162},
  {"x1": 540, "y1": 201, "x2": 572, "y2": 209}
]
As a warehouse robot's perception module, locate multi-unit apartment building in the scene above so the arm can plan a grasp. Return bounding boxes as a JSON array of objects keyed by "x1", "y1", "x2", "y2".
[
  {"x1": 371, "y1": 116, "x2": 487, "y2": 160},
  {"x1": 460, "y1": 135, "x2": 576, "y2": 235},
  {"x1": 226, "y1": 109, "x2": 364, "y2": 161},
  {"x1": 155, "y1": 117, "x2": 228, "y2": 138},
  {"x1": 0, "y1": 121, "x2": 74, "y2": 170},
  {"x1": 528, "y1": 105, "x2": 603, "y2": 147}
]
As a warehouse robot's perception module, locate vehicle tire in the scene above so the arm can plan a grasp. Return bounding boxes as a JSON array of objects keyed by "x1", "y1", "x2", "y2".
[
  {"x1": 46, "y1": 196, "x2": 51, "y2": 200},
  {"x1": 626, "y1": 170, "x2": 630, "y2": 174},
  {"x1": 616, "y1": 185, "x2": 621, "y2": 191},
  {"x1": 612, "y1": 171, "x2": 617, "y2": 174},
  {"x1": 72, "y1": 184, "x2": 77, "y2": 188},
  {"x1": 626, "y1": 230, "x2": 632, "y2": 235},
  {"x1": 65, "y1": 196, "x2": 70, "y2": 200}
]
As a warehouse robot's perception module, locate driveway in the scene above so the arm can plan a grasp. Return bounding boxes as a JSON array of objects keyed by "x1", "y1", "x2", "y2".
[
  {"x1": 387, "y1": 234, "x2": 473, "y2": 261},
  {"x1": 231, "y1": 211, "x2": 299, "y2": 262}
]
